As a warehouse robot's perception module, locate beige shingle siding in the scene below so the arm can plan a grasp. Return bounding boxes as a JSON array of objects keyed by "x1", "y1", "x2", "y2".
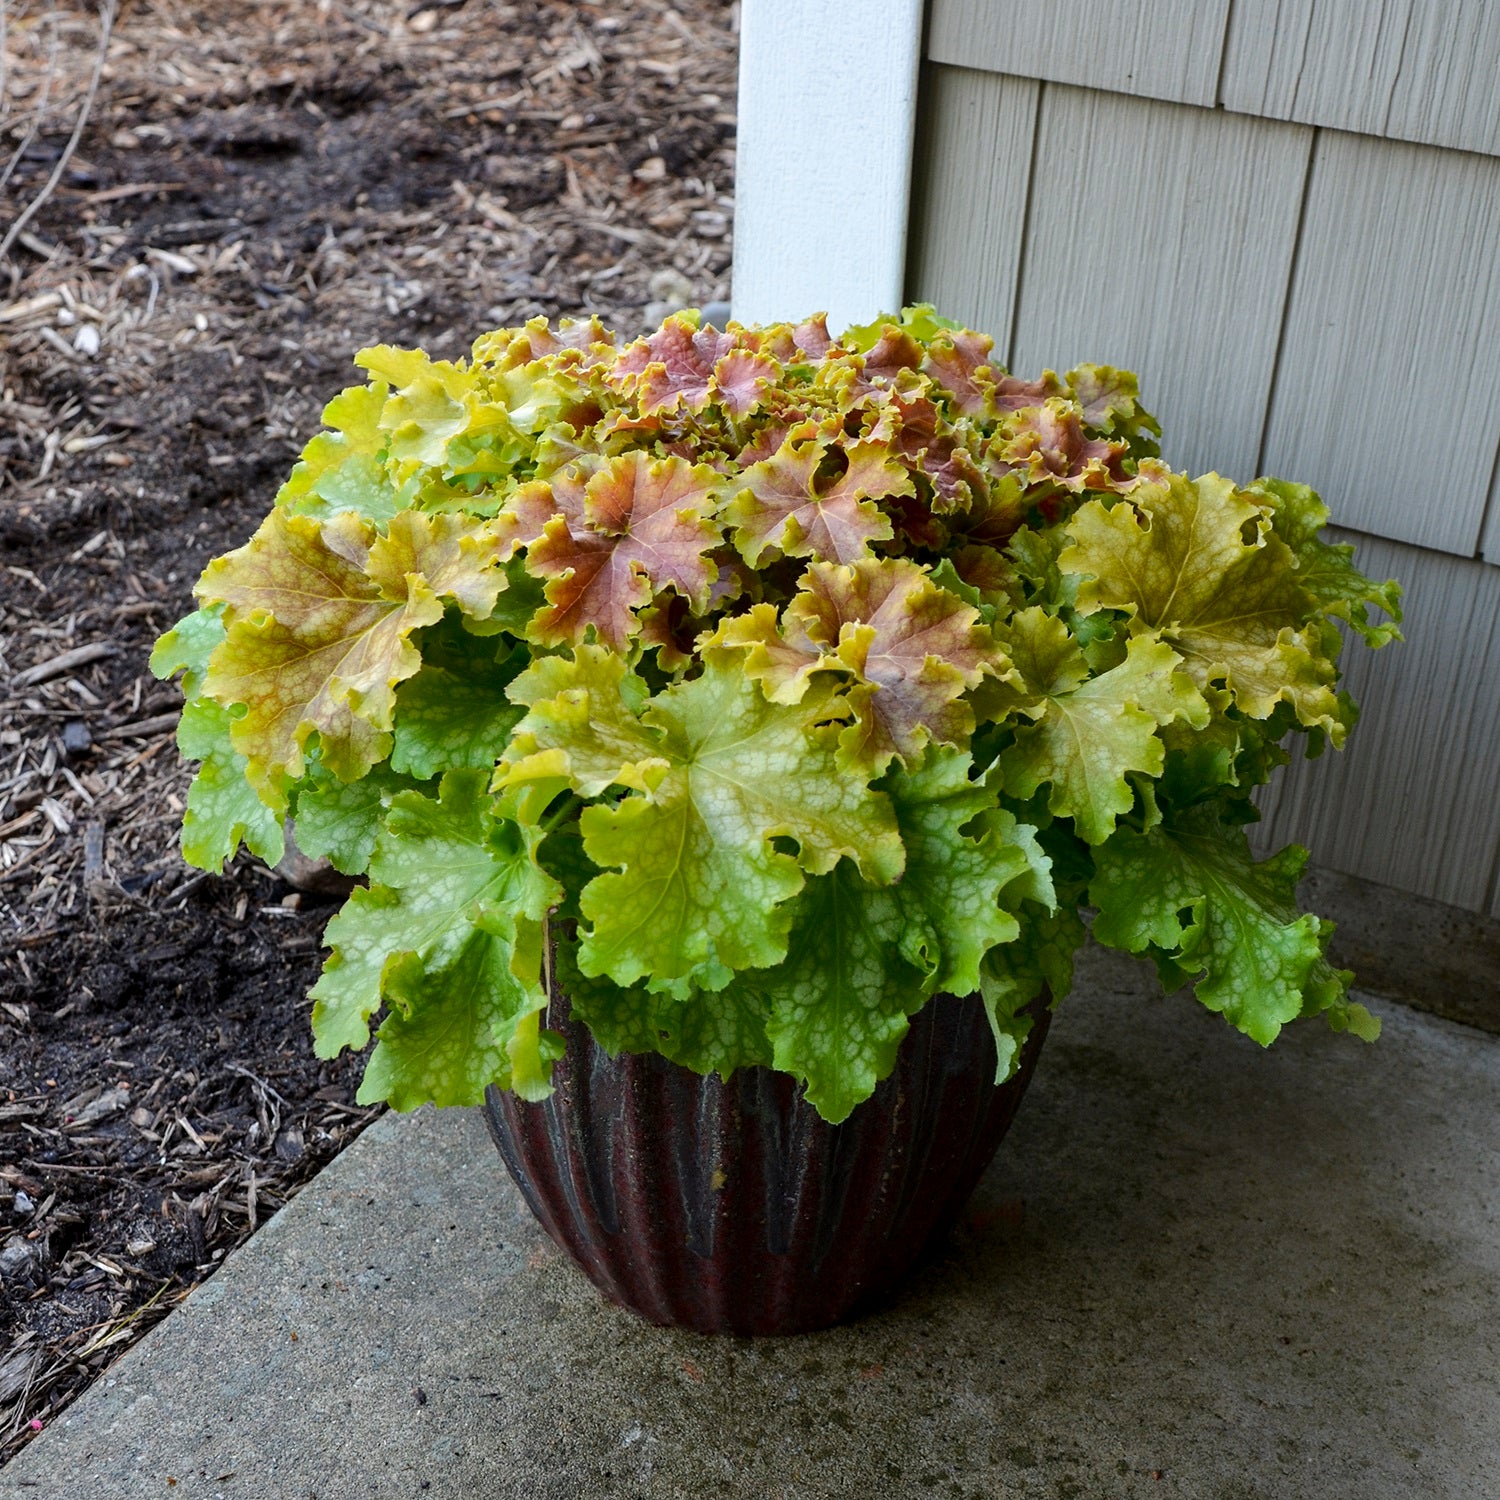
[
  {"x1": 904, "y1": 4, "x2": 1500, "y2": 910},
  {"x1": 1222, "y1": 0, "x2": 1500, "y2": 158},
  {"x1": 1253, "y1": 535, "x2": 1500, "y2": 915},
  {"x1": 927, "y1": 0, "x2": 1231, "y2": 108}
]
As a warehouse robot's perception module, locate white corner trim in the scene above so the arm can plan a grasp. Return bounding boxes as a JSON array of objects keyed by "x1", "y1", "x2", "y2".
[{"x1": 731, "y1": 0, "x2": 925, "y2": 333}]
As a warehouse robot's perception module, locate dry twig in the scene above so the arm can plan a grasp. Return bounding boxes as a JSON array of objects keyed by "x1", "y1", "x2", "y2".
[{"x1": 0, "y1": 0, "x2": 115, "y2": 260}]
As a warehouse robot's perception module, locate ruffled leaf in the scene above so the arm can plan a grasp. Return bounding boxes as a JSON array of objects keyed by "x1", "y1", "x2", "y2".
[
  {"x1": 709, "y1": 602, "x2": 839, "y2": 705},
  {"x1": 1059, "y1": 473, "x2": 1344, "y2": 737},
  {"x1": 293, "y1": 761, "x2": 418, "y2": 875},
  {"x1": 651, "y1": 983, "x2": 776, "y2": 1074},
  {"x1": 881, "y1": 746, "x2": 1041, "y2": 997},
  {"x1": 559, "y1": 936, "x2": 775, "y2": 1076},
  {"x1": 814, "y1": 559, "x2": 1008, "y2": 771},
  {"x1": 274, "y1": 383, "x2": 411, "y2": 524},
  {"x1": 390, "y1": 626, "x2": 526, "y2": 780},
  {"x1": 978, "y1": 905, "x2": 1084, "y2": 1082},
  {"x1": 524, "y1": 452, "x2": 725, "y2": 648},
  {"x1": 176, "y1": 698, "x2": 286, "y2": 873},
  {"x1": 154, "y1": 607, "x2": 284, "y2": 871},
  {"x1": 310, "y1": 770, "x2": 559, "y2": 1072},
  {"x1": 357, "y1": 345, "x2": 473, "y2": 465},
  {"x1": 501, "y1": 644, "x2": 669, "y2": 795},
  {"x1": 921, "y1": 328, "x2": 1059, "y2": 419},
  {"x1": 715, "y1": 558, "x2": 1009, "y2": 772},
  {"x1": 873, "y1": 386, "x2": 986, "y2": 512},
  {"x1": 986, "y1": 399, "x2": 1129, "y2": 492},
  {"x1": 711, "y1": 347, "x2": 780, "y2": 418},
  {"x1": 149, "y1": 605, "x2": 227, "y2": 696},
  {"x1": 498, "y1": 651, "x2": 904, "y2": 989},
  {"x1": 997, "y1": 610, "x2": 1207, "y2": 844},
  {"x1": 760, "y1": 863, "x2": 925, "y2": 1123},
  {"x1": 1248, "y1": 477, "x2": 1403, "y2": 648},
  {"x1": 195, "y1": 509, "x2": 505, "y2": 790},
  {"x1": 1064, "y1": 364, "x2": 1160, "y2": 449},
  {"x1": 358, "y1": 922, "x2": 556, "y2": 1110},
  {"x1": 1089, "y1": 803, "x2": 1370, "y2": 1046},
  {"x1": 607, "y1": 313, "x2": 738, "y2": 416},
  {"x1": 668, "y1": 748, "x2": 1047, "y2": 1116},
  {"x1": 724, "y1": 430, "x2": 906, "y2": 566}
]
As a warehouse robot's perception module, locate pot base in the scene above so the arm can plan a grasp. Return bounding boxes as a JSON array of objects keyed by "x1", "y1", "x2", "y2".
[{"x1": 484, "y1": 991, "x2": 1049, "y2": 1336}]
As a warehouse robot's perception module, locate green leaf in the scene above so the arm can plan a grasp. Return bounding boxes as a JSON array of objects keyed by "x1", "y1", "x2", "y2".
[
  {"x1": 881, "y1": 745, "x2": 1041, "y2": 996},
  {"x1": 1320, "y1": 985, "x2": 1381, "y2": 1042},
  {"x1": 927, "y1": 556, "x2": 997, "y2": 623},
  {"x1": 464, "y1": 555, "x2": 548, "y2": 638},
  {"x1": 500, "y1": 650, "x2": 904, "y2": 989},
  {"x1": 979, "y1": 904, "x2": 1084, "y2": 1081},
  {"x1": 391, "y1": 625, "x2": 526, "y2": 780},
  {"x1": 274, "y1": 383, "x2": 409, "y2": 524},
  {"x1": 293, "y1": 761, "x2": 418, "y2": 875},
  {"x1": 310, "y1": 770, "x2": 559, "y2": 1075},
  {"x1": 1089, "y1": 804, "x2": 1349, "y2": 1045},
  {"x1": 358, "y1": 921, "x2": 548, "y2": 1109},
  {"x1": 842, "y1": 304, "x2": 960, "y2": 351},
  {"x1": 1155, "y1": 702, "x2": 1295, "y2": 807},
  {"x1": 391, "y1": 666, "x2": 523, "y2": 778},
  {"x1": 501, "y1": 644, "x2": 670, "y2": 795},
  {"x1": 150, "y1": 605, "x2": 226, "y2": 696},
  {"x1": 761, "y1": 863, "x2": 926, "y2": 1124},
  {"x1": 555, "y1": 933, "x2": 774, "y2": 1075},
  {"x1": 283, "y1": 452, "x2": 409, "y2": 526},
  {"x1": 535, "y1": 819, "x2": 598, "y2": 921},
  {"x1": 155, "y1": 605, "x2": 285, "y2": 872},
  {"x1": 653, "y1": 983, "x2": 775, "y2": 1074},
  {"x1": 358, "y1": 346, "x2": 474, "y2": 466},
  {"x1": 505, "y1": 1009, "x2": 567, "y2": 1101},
  {"x1": 176, "y1": 697, "x2": 285, "y2": 872},
  {"x1": 554, "y1": 933, "x2": 663, "y2": 1056},
  {"x1": 1247, "y1": 477, "x2": 1403, "y2": 648},
  {"x1": 997, "y1": 611, "x2": 1207, "y2": 844}
]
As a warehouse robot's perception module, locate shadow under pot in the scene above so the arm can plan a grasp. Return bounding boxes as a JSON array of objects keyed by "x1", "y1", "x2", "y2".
[{"x1": 482, "y1": 988, "x2": 1051, "y2": 1337}]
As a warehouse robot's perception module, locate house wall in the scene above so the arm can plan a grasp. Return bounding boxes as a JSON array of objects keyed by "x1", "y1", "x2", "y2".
[{"x1": 906, "y1": 1, "x2": 1500, "y2": 912}]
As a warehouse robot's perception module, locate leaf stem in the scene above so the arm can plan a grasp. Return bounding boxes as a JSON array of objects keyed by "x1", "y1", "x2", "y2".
[{"x1": 539, "y1": 792, "x2": 582, "y2": 835}]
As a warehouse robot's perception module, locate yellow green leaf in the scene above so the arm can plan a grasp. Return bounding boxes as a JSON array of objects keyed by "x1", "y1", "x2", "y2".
[
  {"x1": 195, "y1": 508, "x2": 505, "y2": 791},
  {"x1": 998, "y1": 610, "x2": 1207, "y2": 844},
  {"x1": 499, "y1": 651, "x2": 903, "y2": 989},
  {"x1": 1059, "y1": 472, "x2": 1344, "y2": 736}
]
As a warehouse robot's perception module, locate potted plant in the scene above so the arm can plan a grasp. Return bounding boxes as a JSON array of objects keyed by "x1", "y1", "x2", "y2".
[{"x1": 151, "y1": 305, "x2": 1401, "y2": 1335}]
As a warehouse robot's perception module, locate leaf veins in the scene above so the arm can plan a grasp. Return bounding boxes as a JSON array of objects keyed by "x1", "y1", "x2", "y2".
[{"x1": 523, "y1": 451, "x2": 725, "y2": 648}]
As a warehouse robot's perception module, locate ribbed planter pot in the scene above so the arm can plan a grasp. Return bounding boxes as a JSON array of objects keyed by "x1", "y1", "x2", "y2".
[{"x1": 482, "y1": 989, "x2": 1050, "y2": 1336}]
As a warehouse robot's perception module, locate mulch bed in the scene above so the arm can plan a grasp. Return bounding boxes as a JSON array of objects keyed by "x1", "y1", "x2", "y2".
[{"x1": 0, "y1": 0, "x2": 736, "y2": 1460}]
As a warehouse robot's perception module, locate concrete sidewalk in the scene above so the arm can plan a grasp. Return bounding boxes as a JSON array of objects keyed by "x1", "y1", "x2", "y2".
[{"x1": 3, "y1": 944, "x2": 1497, "y2": 1500}]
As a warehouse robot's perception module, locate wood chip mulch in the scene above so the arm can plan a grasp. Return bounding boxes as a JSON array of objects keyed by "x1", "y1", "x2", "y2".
[{"x1": 0, "y1": 0, "x2": 737, "y2": 1461}]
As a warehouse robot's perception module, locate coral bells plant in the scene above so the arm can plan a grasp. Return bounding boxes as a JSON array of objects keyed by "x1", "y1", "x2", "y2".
[{"x1": 152, "y1": 307, "x2": 1401, "y2": 1124}]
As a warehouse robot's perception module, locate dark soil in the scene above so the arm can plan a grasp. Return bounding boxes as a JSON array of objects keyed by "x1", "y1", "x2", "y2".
[
  {"x1": 0, "y1": 0, "x2": 736, "y2": 1459},
  {"x1": 1, "y1": 882, "x2": 370, "y2": 1445}
]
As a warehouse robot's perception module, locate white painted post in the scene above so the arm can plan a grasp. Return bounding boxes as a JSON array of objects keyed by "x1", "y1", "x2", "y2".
[{"x1": 731, "y1": 0, "x2": 924, "y2": 332}]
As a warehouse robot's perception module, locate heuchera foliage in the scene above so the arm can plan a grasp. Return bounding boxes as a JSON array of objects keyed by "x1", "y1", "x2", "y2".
[{"x1": 152, "y1": 307, "x2": 1402, "y2": 1123}]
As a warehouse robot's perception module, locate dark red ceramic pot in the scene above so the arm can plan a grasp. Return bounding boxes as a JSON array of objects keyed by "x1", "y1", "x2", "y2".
[{"x1": 482, "y1": 989, "x2": 1050, "y2": 1336}]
